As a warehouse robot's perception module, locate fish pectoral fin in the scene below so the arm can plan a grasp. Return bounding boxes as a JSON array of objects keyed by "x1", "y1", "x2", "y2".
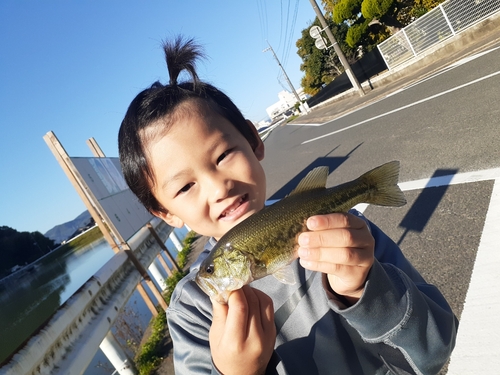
[
  {"x1": 272, "y1": 266, "x2": 296, "y2": 285},
  {"x1": 289, "y1": 166, "x2": 329, "y2": 196}
]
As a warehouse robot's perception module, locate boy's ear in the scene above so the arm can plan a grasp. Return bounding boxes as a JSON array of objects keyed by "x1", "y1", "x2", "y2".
[
  {"x1": 152, "y1": 210, "x2": 185, "y2": 228},
  {"x1": 246, "y1": 119, "x2": 265, "y2": 161}
]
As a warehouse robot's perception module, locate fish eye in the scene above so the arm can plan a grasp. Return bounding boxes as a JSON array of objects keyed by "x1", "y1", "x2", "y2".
[{"x1": 205, "y1": 264, "x2": 214, "y2": 274}]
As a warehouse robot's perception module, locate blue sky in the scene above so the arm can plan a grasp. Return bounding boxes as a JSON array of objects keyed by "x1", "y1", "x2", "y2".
[{"x1": 0, "y1": 1, "x2": 317, "y2": 234}]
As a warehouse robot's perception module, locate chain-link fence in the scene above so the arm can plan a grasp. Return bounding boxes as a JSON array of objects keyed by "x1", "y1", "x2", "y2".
[{"x1": 378, "y1": 0, "x2": 500, "y2": 69}]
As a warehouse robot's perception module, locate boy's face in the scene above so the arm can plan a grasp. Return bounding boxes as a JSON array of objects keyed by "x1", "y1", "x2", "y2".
[{"x1": 147, "y1": 104, "x2": 266, "y2": 240}]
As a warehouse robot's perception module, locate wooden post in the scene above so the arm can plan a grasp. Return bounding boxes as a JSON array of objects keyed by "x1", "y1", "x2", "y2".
[
  {"x1": 147, "y1": 223, "x2": 181, "y2": 272},
  {"x1": 86, "y1": 137, "x2": 106, "y2": 158},
  {"x1": 136, "y1": 282, "x2": 159, "y2": 317},
  {"x1": 157, "y1": 253, "x2": 173, "y2": 277}
]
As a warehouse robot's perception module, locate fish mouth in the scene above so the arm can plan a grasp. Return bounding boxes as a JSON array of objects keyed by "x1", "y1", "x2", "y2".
[
  {"x1": 218, "y1": 194, "x2": 249, "y2": 221},
  {"x1": 195, "y1": 275, "x2": 229, "y2": 304},
  {"x1": 195, "y1": 274, "x2": 245, "y2": 304}
]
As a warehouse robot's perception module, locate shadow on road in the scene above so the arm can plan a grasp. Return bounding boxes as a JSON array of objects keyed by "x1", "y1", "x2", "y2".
[
  {"x1": 268, "y1": 143, "x2": 363, "y2": 200},
  {"x1": 397, "y1": 169, "x2": 459, "y2": 246}
]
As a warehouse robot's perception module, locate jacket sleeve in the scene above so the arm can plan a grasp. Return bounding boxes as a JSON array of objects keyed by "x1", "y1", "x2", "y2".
[
  {"x1": 166, "y1": 275, "x2": 223, "y2": 375},
  {"x1": 327, "y1": 214, "x2": 458, "y2": 375}
]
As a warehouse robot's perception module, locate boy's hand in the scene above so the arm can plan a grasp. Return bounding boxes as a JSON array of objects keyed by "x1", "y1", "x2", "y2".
[
  {"x1": 209, "y1": 285, "x2": 276, "y2": 375},
  {"x1": 297, "y1": 212, "x2": 375, "y2": 305}
]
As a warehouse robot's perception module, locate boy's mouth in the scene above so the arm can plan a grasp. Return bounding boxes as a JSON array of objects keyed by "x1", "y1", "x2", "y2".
[{"x1": 218, "y1": 194, "x2": 249, "y2": 220}]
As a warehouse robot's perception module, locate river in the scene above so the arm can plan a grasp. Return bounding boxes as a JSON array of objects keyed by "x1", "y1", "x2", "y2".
[{"x1": 0, "y1": 236, "x2": 116, "y2": 364}]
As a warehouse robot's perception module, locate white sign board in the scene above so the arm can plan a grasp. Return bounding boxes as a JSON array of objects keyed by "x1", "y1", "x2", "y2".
[{"x1": 71, "y1": 157, "x2": 153, "y2": 241}]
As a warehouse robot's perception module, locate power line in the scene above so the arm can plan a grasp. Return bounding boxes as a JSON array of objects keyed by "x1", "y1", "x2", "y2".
[
  {"x1": 256, "y1": 0, "x2": 268, "y2": 42},
  {"x1": 282, "y1": 0, "x2": 299, "y2": 69}
]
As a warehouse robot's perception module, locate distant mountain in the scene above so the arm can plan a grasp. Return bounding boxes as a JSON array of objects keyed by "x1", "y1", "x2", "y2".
[{"x1": 44, "y1": 211, "x2": 93, "y2": 244}]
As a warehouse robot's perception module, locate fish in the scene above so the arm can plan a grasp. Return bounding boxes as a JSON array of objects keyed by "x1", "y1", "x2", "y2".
[{"x1": 195, "y1": 161, "x2": 407, "y2": 304}]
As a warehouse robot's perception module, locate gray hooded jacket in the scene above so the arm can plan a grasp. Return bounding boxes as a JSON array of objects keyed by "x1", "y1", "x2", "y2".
[{"x1": 166, "y1": 212, "x2": 458, "y2": 374}]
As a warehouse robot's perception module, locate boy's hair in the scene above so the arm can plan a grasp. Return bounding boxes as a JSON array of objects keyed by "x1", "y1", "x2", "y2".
[{"x1": 118, "y1": 36, "x2": 260, "y2": 214}]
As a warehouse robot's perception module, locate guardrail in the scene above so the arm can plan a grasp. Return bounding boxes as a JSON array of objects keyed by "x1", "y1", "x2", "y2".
[{"x1": 378, "y1": 0, "x2": 500, "y2": 69}]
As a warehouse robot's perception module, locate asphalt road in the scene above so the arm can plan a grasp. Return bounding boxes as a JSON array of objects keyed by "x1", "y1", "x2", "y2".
[{"x1": 260, "y1": 39, "x2": 500, "y2": 373}]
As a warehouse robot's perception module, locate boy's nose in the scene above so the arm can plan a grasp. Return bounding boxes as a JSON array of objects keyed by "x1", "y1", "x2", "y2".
[{"x1": 209, "y1": 176, "x2": 234, "y2": 203}]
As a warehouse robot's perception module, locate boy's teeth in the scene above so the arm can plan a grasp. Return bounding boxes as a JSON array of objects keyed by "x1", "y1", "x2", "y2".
[{"x1": 222, "y1": 197, "x2": 244, "y2": 217}]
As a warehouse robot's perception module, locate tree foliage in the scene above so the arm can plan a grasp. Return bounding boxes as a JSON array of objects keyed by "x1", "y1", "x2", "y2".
[
  {"x1": 0, "y1": 226, "x2": 56, "y2": 277},
  {"x1": 332, "y1": 0, "x2": 363, "y2": 23},
  {"x1": 296, "y1": 18, "x2": 356, "y2": 95},
  {"x1": 323, "y1": 0, "x2": 413, "y2": 50},
  {"x1": 361, "y1": 0, "x2": 395, "y2": 20}
]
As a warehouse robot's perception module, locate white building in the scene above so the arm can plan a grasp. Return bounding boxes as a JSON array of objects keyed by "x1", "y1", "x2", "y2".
[{"x1": 266, "y1": 88, "x2": 308, "y2": 120}]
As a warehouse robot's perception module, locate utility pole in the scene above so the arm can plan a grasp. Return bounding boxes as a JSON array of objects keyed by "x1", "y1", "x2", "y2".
[
  {"x1": 263, "y1": 41, "x2": 310, "y2": 114},
  {"x1": 308, "y1": 0, "x2": 365, "y2": 96}
]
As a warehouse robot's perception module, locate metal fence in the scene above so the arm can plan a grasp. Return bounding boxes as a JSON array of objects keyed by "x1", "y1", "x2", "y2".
[{"x1": 378, "y1": 0, "x2": 500, "y2": 69}]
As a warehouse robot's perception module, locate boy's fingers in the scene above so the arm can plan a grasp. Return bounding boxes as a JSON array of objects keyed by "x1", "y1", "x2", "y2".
[
  {"x1": 306, "y1": 212, "x2": 365, "y2": 231},
  {"x1": 299, "y1": 227, "x2": 373, "y2": 249},
  {"x1": 299, "y1": 245, "x2": 372, "y2": 266},
  {"x1": 242, "y1": 286, "x2": 263, "y2": 332},
  {"x1": 210, "y1": 297, "x2": 229, "y2": 344},
  {"x1": 224, "y1": 287, "x2": 250, "y2": 340},
  {"x1": 299, "y1": 213, "x2": 372, "y2": 249},
  {"x1": 247, "y1": 287, "x2": 274, "y2": 330},
  {"x1": 211, "y1": 297, "x2": 228, "y2": 323},
  {"x1": 261, "y1": 292, "x2": 275, "y2": 334}
]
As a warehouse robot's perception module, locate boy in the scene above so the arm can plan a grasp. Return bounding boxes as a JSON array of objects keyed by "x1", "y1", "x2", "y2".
[{"x1": 118, "y1": 37, "x2": 457, "y2": 375}]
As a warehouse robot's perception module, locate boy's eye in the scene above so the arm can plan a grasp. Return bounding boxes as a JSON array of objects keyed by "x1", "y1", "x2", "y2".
[
  {"x1": 217, "y1": 149, "x2": 233, "y2": 164},
  {"x1": 177, "y1": 183, "x2": 194, "y2": 195}
]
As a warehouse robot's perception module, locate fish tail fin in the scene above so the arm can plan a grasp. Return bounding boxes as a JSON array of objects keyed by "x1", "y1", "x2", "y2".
[{"x1": 360, "y1": 161, "x2": 407, "y2": 207}]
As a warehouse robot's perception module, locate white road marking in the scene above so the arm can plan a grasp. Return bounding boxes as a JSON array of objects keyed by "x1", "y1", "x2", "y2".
[
  {"x1": 447, "y1": 178, "x2": 500, "y2": 373},
  {"x1": 289, "y1": 123, "x2": 322, "y2": 126},
  {"x1": 449, "y1": 45, "x2": 500, "y2": 68},
  {"x1": 398, "y1": 167, "x2": 500, "y2": 190},
  {"x1": 301, "y1": 70, "x2": 500, "y2": 144},
  {"x1": 385, "y1": 46, "x2": 500, "y2": 98},
  {"x1": 354, "y1": 167, "x2": 500, "y2": 373}
]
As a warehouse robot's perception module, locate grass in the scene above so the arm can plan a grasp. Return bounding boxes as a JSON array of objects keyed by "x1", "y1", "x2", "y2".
[
  {"x1": 59, "y1": 226, "x2": 103, "y2": 251},
  {"x1": 135, "y1": 312, "x2": 167, "y2": 375},
  {"x1": 134, "y1": 229, "x2": 197, "y2": 375}
]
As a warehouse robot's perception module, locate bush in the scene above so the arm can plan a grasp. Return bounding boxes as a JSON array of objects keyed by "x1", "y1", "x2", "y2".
[
  {"x1": 135, "y1": 312, "x2": 167, "y2": 375},
  {"x1": 134, "y1": 229, "x2": 197, "y2": 374}
]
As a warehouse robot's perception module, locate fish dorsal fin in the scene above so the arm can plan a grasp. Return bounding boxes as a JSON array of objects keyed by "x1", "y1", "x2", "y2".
[
  {"x1": 273, "y1": 265, "x2": 296, "y2": 285},
  {"x1": 289, "y1": 166, "x2": 329, "y2": 196}
]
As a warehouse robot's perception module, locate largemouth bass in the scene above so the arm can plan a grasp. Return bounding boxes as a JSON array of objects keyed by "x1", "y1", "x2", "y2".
[{"x1": 195, "y1": 161, "x2": 406, "y2": 303}]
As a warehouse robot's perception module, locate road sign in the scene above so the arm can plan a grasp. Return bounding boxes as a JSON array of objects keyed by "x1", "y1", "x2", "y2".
[
  {"x1": 309, "y1": 25, "x2": 322, "y2": 38},
  {"x1": 310, "y1": 25, "x2": 328, "y2": 50},
  {"x1": 315, "y1": 37, "x2": 327, "y2": 50}
]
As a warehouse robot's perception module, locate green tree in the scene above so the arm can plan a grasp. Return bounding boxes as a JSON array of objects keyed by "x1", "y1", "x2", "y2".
[
  {"x1": 321, "y1": 0, "x2": 447, "y2": 51},
  {"x1": 296, "y1": 18, "x2": 356, "y2": 95},
  {"x1": 362, "y1": 0, "x2": 395, "y2": 20},
  {"x1": 0, "y1": 226, "x2": 56, "y2": 277},
  {"x1": 332, "y1": 0, "x2": 363, "y2": 24},
  {"x1": 324, "y1": 0, "x2": 407, "y2": 49}
]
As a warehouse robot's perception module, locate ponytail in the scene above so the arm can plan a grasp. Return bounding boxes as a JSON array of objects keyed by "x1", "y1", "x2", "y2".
[{"x1": 163, "y1": 36, "x2": 205, "y2": 87}]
